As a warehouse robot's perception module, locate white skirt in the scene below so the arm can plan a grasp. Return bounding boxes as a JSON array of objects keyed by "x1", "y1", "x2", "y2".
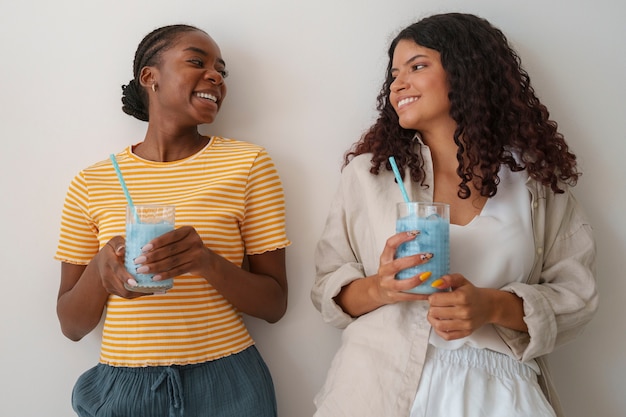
[{"x1": 410, "y1": 345, "x2": 556, "y2": 417}]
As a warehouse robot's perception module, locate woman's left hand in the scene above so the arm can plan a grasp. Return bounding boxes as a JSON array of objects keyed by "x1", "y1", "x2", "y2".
[
  {"x1": 131, "y1": 225, "x2": 288, "y2": 322},
  {"x1": 427, "y1": 273, "x2": 528, "y2": 340},
  {"x1": 132, "y1": 225, "x2": 211, "y2": 280},
  {"x1": 426, "y1": 274, "x2": 496, "y2": 340}
]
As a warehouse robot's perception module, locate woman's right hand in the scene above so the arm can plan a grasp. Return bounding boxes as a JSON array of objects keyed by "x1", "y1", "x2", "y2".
[
  {"x1": 57, "y1": 236, "x2": 142, "y2": 341},
  {"x1": 372, "y1": 231, "x2": 433, "y2": 304},
  {"x1": 334, "y1": 231, "x2": 432, "y2": 317},
  {"x1": 97, "y1": 236, "x2": 145, "y2": 299}
]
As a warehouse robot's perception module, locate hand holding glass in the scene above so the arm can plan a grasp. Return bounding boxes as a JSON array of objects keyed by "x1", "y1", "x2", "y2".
[{"x1": 395, "y1": 202, "x2": 450, "y2": 294}]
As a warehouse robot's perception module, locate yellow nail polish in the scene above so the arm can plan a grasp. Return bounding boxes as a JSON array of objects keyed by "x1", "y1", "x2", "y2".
[
  {"x1": 419, "y1": 271, "x2": 432, "y2": 282},
  {"x1": 431, "y1": 278, "x2": 444, "y2": 288}
]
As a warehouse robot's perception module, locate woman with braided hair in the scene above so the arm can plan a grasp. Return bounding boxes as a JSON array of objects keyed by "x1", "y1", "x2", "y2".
[
  {"x1": 312, "y1": 13, "x2": 598, "y2": 417},
  {"x1": 55, "y1": 24, "x2": 290, "y2": 417}
]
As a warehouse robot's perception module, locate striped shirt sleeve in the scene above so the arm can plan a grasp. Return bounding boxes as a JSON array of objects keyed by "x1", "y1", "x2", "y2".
[
  {"x1": 242, "y1": 149, "x2": 290, "y2": 254},
  {"x1": 55, "y1": 172, "x2": 100, "y2": 265}
]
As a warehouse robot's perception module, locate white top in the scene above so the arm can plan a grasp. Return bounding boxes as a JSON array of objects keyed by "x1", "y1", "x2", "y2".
[{"x1": 430, "y1": 166, "x2": 535, "y2": 356}]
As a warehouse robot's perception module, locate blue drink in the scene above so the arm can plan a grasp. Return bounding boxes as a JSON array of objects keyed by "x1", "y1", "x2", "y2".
[
  {"x1": 124, "y1": 205, "x2": 175, "y2": 293},
  {"x1": 395, "y1": 202, "x2": 450, "y2": 294}
]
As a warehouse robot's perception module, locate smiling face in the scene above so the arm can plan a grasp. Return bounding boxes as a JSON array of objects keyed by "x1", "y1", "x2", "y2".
[
  {"x1": 142, "y1": 30, "x2": 228, "y2": 126},
  {"x1": 389, "y1": 39, "x2": 454, "y2": 136}
]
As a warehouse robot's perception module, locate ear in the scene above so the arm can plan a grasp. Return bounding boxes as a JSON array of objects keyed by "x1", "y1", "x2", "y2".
[{"x1": 139, "y1": 66, "x2": 157, "y2": 89}]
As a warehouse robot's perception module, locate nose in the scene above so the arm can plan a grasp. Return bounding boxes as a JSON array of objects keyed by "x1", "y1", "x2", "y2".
[
  {"x1": 204, "y1": 68, "x2": 225, "y2": 86},
  {"x1": 390, "y1": 74, "x2": 407, "y2": 93}
]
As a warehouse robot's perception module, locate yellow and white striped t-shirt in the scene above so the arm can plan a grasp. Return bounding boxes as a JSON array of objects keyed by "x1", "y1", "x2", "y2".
[{"x1": 55, "y1": 137, "x2": 290, "y2": 367}]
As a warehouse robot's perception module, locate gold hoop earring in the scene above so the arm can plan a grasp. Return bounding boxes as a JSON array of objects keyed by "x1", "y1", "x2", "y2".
[{"x1": 151, "y1": 83, "x2": 157, "y2": 93}]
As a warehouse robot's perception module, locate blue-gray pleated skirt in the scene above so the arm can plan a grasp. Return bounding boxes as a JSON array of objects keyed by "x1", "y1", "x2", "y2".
[{"x1": 71, "y1": 346, "x2": 277, "y2": 417}]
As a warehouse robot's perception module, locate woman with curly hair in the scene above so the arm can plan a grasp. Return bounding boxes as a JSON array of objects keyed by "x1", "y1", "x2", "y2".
[{"x1": 312, "y1": 13, "x2": 597, "y2": 417}]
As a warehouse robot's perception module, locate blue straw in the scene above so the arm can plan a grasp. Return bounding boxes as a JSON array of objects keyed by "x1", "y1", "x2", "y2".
[
  {"x1": 109, "y1": 154, "x2": 138, "y2": 222},
  {"x1": 388, "y1": 156, "x2": 410, "y2": 203}
]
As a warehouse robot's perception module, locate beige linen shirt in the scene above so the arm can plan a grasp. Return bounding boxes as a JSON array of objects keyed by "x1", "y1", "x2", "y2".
[{"x1": 311, "y1": 150, "x2": 598, "y2": 417}]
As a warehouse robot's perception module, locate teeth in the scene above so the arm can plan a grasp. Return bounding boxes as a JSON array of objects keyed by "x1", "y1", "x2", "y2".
[
  {"x1": 195, "y1": 92, "x2": 217, "y2": 102},
  {"x1": 398, "y1": 97, "x2": 418, "y2": 107}
]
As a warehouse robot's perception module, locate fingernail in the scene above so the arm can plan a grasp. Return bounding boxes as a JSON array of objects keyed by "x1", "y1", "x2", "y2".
[
  {"x1": 420, "y1": 253, "x2": 434, "y2": 261},
  {"x1": 431, "y1": 278, "x2": 444, "y2": 288},
  {"x1": 136, "y1": 266, "x2": 149, "y2": 274},
  {"x1": 152, "y1": 275, "x2": 162, "y2": 281},
  {"x1": 407, "y1": 230, "x2": 421, "y2": 237},
  {"x1": 419, "y1": 271, "x2": 432, "y2": 282},
  {"x1": 134, "y1": 255, "x2": 147, "y2": 265},
  {"x1": 141, "y1": 243, "x2": 153, "y2": 253},
  {"x1": 127, "y1": 278, "x2": 137, "y2": 286}
]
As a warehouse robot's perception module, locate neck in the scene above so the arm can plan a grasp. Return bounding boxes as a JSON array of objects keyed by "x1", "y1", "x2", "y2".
[
  {"x1": 420, "y1": 125, "x2": 459, "y2": 174},
  {"x1": 135, "y1": 126, "x2": 208, "y2": 162}
]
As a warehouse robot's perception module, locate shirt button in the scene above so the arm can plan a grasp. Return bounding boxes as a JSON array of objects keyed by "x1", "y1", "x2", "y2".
[{"x1": 537, "y1": 247, "x2": 543, "y2": 255}]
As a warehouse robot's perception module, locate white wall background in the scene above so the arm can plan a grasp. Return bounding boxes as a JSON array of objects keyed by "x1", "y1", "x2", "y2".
[{"x1": 1, "y1": 0, "x2": 624, "y2": 416}]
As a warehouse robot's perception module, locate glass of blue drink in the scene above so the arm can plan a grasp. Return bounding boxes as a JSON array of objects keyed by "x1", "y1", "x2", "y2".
[
  {"x1": 395, "y1": 202, "x2": 450, "y2": 294},
  {"x1": 124, "y1": 205, "x2": 175, "y2": 293}
]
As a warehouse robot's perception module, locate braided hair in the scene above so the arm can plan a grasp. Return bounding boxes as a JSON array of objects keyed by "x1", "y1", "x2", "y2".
[
  {"x1": 346, "y1": 13, "x2": 580, "y2": 198},
  {"x1": 121, "y1": 24, "x2": 205, "y2": 121}
]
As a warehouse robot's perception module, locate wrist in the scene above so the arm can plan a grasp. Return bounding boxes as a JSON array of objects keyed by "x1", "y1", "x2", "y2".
[{"x1": 488, "y1": 289, "x2": 527, "y2": 332}]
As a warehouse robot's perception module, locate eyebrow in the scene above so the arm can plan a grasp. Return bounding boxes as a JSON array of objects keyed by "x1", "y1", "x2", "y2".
[
  {"x1": 390, "y1": 54, "x2": 428, "y2": 73},
  {"x1": 183, "y1": 46, "x2": 226, "y2": 67}
]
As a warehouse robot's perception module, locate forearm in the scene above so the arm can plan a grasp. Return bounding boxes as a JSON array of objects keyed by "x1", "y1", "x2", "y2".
[
  {"x1": 57, "y1": 261, "x2": 109, "y2": 341},
  {"x1": 204, "y1": 248, "x2": 288, "y2": 323},
  {"x1": 487, "y1": 288, "x2": 528, "y2": 332},
  {"x1": 334, "y1": 276, "x2": 385, "y2": 318}
]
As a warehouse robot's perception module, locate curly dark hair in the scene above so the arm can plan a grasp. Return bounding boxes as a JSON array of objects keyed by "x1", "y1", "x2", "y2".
[
  {"x1": 121, "y1": 24, "x2": 205, "y2": 122},
  {"x1": 345, "y1": 13, "x2": 579, "y2": 198}
]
